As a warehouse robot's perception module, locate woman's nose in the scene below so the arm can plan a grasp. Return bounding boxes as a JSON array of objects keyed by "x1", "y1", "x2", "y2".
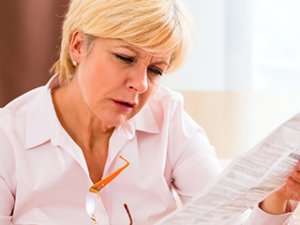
[{"x1": 127, "y1": 67, "x2": 148, "y2": 93}]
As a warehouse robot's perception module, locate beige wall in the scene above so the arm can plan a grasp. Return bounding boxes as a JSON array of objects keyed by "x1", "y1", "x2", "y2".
[{"x1": 181, "y1": 91, "x2": 300, "y2": 159}]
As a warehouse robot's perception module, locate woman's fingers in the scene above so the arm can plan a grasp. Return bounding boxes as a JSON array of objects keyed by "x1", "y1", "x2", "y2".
[
  {"x1": 289, "y1": 179, "x2": 300, "y2": 201},
  {"x1": 284, "y1": 163, "x2": 300, "y2": 201},
  {"x1": 290, "y1": 170, "x2": 300, "y2": 183}
]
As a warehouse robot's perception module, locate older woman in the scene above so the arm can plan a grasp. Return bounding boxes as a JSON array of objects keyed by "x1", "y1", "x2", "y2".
[{"x1": 0, "y1": 0, "x2": 299, "y2": 225}]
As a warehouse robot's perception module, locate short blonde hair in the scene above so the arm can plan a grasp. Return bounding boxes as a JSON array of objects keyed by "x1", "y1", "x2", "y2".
[{"x1": 52, "y1": 0, "x2": 191, "y2": 82}]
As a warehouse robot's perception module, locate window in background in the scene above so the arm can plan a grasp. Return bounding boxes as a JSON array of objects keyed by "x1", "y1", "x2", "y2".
[
  {"x1": 162, "y1": 1, "x2": 300, "y2": 158},
  {"x1": 253, "y1": 0, "x2": 300, "y2": 91},
  {"x1": 161, "y1": 0, "x2": 226, "y2": 91}
]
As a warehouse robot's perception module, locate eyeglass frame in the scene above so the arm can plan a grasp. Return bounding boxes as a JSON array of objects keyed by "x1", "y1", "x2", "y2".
[{"x1": 86, "y1": 155, "x2": 133, "y2": 224}]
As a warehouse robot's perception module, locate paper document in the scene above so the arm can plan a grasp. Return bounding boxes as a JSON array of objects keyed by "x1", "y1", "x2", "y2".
[{"x1": 157, "y1": 114, "x2": 300, "y2": 225}]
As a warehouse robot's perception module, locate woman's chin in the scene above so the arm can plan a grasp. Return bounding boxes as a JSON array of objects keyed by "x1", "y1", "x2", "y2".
[{"x1": 102, "y1": 115, "x2": 128, "y2": 129}]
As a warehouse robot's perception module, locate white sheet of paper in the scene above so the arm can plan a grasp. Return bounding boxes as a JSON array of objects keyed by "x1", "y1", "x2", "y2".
[{"x1": 156, "y1": 114, "x2": 300, "y2": 225}]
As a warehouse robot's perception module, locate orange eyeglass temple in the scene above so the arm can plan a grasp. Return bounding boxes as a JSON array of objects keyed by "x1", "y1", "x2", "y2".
[{"x1": 89, "y1": 155, "x2": 130, "y2": 193}]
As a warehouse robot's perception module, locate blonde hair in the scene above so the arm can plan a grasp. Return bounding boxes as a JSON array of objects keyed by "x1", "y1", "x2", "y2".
[{"x1": 52, "y1": 0, "x2": 192, "y2": 82}]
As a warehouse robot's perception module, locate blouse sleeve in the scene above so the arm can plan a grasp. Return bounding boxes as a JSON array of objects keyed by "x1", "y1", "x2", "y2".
[
  {"x1": 0, "y1": 112, "x2": 16, "y2": 225},
  {"x1": 165, "y1": 94, "x2": 222, "y2": 204}
]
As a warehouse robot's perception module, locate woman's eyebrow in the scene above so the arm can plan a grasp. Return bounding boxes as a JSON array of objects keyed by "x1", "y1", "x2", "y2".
[
  {"x1": 153, "y1": 61, "x2": 169, "y2": 66},
  {"x1": 116, "y1": 44, "x2": 139, "y2": 54},
  {"x1": 116, "y1": 43, "x2": 170, "y2": 66}
]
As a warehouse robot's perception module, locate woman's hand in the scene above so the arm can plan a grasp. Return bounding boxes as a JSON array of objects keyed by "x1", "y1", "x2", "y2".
[{"x1": 260, "y1": 160, "x2": 300, "y2": 214}]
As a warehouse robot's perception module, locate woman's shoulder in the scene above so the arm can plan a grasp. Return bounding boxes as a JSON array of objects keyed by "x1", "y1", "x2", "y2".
[
  {"x1": 148, "y1": 85, "x2": 184, "y2": 118},
  {"x1": 152, "y1": 85, "x2": 184, "y2": 105},
  {"x1": 3, "y1": 86, "x2": 44, "y2": 113},
  {"x1": 148, "y1": 85, "x2": 201, "y2": 132},
  {"x1": 0, "y1": 86, "x2": 45, "y2": 143}
]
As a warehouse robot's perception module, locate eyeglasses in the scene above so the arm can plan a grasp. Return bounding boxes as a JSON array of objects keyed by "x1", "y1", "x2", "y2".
[{"x1": 86, "y1": 155, "x2": 132, "y2": 225}]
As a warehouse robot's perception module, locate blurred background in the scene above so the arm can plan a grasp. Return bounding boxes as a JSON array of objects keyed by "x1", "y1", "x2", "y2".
[
  {"x1": 1, "y1": 0, "x2": 300, "y2": 160},
  {"x1": 0, "y1": 0, "x2": 69, "y2": 105},
  {"x1": 164, "y1": 0, "x2": 300, "y2": 159}
]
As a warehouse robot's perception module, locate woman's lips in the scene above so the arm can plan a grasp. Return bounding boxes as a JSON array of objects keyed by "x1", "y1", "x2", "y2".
[{"x1": 113, "y1": 100, "x2": 136, "y2": 112}]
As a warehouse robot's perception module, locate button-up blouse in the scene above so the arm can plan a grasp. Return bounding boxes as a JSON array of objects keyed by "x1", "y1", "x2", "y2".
[{"x1": 0, "y1": 76, "x2": 293, "y2": 225}]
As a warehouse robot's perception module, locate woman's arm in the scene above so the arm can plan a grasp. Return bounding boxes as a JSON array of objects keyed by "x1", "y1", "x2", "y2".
[
  {"x1": 0, "y1": 124, "x2": 16, "y2": 225},
  {"x1": 0, "y1": 178, "x2": 15, "y2": 225}
]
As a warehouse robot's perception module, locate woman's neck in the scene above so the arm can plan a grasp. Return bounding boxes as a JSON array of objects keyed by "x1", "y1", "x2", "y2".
[{"x1": 51, "y1": 79, "x2": 114, "y2": 153}]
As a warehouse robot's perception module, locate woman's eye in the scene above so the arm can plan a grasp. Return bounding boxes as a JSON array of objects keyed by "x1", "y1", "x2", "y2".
[
  {"x1": 148, "y1": 66, "x2": 163, "y2": 76},
  {"x1": 115, "y1": 54, "x2": 135, "y2": 64}
]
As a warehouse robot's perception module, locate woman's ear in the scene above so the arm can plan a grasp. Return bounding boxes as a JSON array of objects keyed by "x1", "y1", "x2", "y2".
[{"x1": 69, "y1": 31, "x2": 85, "y2": 66}]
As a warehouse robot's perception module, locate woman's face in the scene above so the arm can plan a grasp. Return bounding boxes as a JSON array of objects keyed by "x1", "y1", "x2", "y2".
[{"x1": 70, "y1": 34, "x2": 171, "y2": 128}]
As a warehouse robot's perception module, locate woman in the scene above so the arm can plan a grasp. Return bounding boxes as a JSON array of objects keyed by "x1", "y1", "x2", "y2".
[{"x1": 0, "y1": 0, "x2": 299, "y2": 224}]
